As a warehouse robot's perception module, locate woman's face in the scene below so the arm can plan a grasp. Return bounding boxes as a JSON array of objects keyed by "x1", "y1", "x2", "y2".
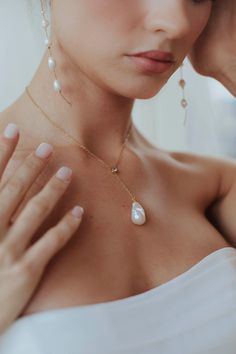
[{"x1": 51, "y1": 0, "x2": 213, "y2": 99}]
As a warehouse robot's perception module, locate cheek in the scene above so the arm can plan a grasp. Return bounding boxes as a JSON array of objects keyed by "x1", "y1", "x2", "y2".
[
  {"x1": 54, "y1": 0, "x2": 134, "y2": 59},
  {"x1": 52, "y1": 0, "x2": 137, "y2": 90},
  {"x1": 188, "y1": 6, "x2": 212, "y2": 45}
]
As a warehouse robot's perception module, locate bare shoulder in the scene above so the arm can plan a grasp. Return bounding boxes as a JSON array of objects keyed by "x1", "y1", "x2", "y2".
[
  {"x1": 169, "y1": 151, "x2": 236, "y2": 244},
  {"x1": 166, "y1": 149, "x2": 236, "y2": 206},
  {"x1": 154, "y1": 148, "x2": 236, "y2": 244}
]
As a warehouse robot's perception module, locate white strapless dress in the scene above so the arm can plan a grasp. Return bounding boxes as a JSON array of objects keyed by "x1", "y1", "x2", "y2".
[{"x1": 1, "y1": 246, "x2": 236, "y2": 354}]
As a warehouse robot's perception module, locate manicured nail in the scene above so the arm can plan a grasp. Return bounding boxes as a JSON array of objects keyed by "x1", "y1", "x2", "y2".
[
  {"x1": 56, "y1": 166, "x2": 73, "y2": 181},
  {"x1": 3, "y1": 123, "x2": 19, "y2": 139},
  {"x1": 35, "y1": 142, "x2": 53, "y2": 159},
  {"x1": 71, "y1": 206, "x2": 84, "y2": 219}
]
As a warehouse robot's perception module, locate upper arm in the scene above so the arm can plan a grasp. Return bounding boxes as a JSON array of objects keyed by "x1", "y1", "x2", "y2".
[
  {"x1": 207, "y1": 157, "x2": 236, "y2": 247},
  {"x1": 171, "y1": 150, "x2": 236, "y2": 245}
]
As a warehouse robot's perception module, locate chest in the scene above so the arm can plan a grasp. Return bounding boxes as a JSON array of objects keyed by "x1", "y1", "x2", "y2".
[
  {"x1": 19, "y1": 172, "x2": 229, "y2": 317},
  {"x1": 3, "y1": 152, "x2": 229, "y2": 317}
]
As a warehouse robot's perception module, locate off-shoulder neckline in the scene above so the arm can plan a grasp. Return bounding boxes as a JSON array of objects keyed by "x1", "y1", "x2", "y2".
[{"x1": 16, "y1": 246, "x2": 236, "y2": 321}]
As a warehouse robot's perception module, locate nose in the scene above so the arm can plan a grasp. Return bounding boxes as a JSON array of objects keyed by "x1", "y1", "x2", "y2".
[{"x1": 145, "y1": 0, "x2": 191, "y2": 40}]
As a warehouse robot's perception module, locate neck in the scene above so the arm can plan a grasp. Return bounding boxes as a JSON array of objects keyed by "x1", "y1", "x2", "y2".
[
  {"x1": 216, "y1": 65, "x2": 236, "y2": 98},
  {"x1": 26, "y1": 45, "x2": 136, "y2": 161},
  {"x1": 213, "y1": 48, "x2": 236, "y2": 98}
]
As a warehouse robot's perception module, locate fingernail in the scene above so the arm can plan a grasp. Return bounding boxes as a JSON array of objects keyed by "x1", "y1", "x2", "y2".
[
  {"x1": 35, "y1": 142, "x2": 53, "y2": 159},
  {"x1": 3, "y1": 123, "x2": 19, "y2": 139},
  {"x1": 71, "y1": 206, "x2": 84, "y2": 219},
  {"x1": 56, "y1": 166, "x2": 73, "y2": 181}
]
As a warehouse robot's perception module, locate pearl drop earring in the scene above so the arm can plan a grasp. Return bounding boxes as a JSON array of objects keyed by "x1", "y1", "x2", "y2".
[
  {"x1": 179, "y1": 63, "x2": 188, "y2": 126},
  {"x1": 40, "y1": 0, "x2": 71, "y2": 105}
]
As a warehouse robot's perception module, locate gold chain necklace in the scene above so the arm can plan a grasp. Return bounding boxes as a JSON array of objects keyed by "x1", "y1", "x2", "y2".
[{"x1": 25, "y1": 86, "x2": 146, "y2": 226}]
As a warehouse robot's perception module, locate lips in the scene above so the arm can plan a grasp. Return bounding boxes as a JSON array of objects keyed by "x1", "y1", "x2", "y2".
[
  {"x1": 127, "y1": 55, "x2": 174, "y2": 74},
  {"x1": 127, "y1": 50, "x2": 175, "y2": 63}
]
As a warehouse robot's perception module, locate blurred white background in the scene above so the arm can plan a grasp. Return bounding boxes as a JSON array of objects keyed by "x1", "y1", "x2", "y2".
[{"x1": 0, "y1": 0, "x2": 235, "y2": 158}]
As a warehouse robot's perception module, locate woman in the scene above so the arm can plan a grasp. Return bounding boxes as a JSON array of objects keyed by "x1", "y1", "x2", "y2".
[{"x1": 1, "y1": 0, "x2": 236, "y2": 353}]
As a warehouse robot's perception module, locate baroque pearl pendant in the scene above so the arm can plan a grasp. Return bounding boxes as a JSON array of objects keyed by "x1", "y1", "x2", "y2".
[{"x1": 131, "y1": 202, "x2": 146, "y2": 225}]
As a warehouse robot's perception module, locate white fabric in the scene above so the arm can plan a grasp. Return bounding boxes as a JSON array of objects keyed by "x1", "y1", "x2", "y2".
[{"x1": 1, "y1": 246, "x2": 236, "y2": 354}]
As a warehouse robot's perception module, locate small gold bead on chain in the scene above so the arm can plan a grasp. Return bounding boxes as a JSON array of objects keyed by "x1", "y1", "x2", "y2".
[{"x1": 111, "y1": 167, "x2": 119, "y2": 174}]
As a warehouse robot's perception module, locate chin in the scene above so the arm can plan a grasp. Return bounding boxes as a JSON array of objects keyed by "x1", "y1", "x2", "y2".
[
  {"x1": 132, "y1": 83, "x2": 167, "y2": 99},
  {"x1": 116, "y1": 77, "x2": 166, "y2": 100},
  {"x1": 135, "y1": 89, "x2": 163, "y2": 100}
]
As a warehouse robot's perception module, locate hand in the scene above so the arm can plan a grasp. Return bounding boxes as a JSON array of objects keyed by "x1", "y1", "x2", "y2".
[
  {"x1": 188, "y1": 0, "x2": 236, "y2": 96},
  {"x1": 0, "y1": 123, "x2": 84, "y2": 334}
]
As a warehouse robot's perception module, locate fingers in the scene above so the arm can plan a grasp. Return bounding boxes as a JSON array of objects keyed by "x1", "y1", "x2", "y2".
[
  {"x1": 0, "y1": 123, "x2": 19, "y2": 179},
  {"x1": 20, "y1": 206, "x2": 84, "y2": 277},
  {"x1": 0, "y1": 124, "x2": 85, "y2": 331},
  {"x1": 0, "y1": 141, "x2": 54, "y2": 227},
  {"x1": 5, "y1": 166, "x2": 74, "y2": 258}
]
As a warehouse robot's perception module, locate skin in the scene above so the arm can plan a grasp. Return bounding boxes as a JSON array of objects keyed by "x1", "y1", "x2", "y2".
[
  {"x1": 2, "y1": 0, "x2": 236, "y2": 329},
  {"x1": 16, "y1": 0, "x2": 213, "y2": 157},
  {"x1": 189, "y1": 0, "x2": 236, "y2": 96},
  {"x1": 0, "y1": 132, "x2": 83, "y2": 333}
]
